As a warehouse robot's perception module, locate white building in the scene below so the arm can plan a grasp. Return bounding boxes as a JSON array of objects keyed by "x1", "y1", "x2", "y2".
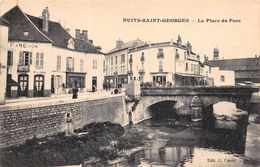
[
  {"x1": 105, "y1": 39, "x2": 146, "y2": 88},
  {"x1": 0, "y1": 17, "x2": 9, "y2": 104},
  {"x1": 2, "y1": 5, "x2": 104, "y2": 98},
  {"x1": 106, "y1": 36, "x2": 235, "y2": 87}
]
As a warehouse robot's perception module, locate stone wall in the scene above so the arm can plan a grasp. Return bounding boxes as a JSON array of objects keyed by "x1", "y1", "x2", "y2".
[{"x1": 0, "y1": 94, "x2": 127, "y2": 148}]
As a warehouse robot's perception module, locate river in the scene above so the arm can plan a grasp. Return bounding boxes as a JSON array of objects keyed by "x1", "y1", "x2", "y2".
[{"x1": 109, "y1": 118, "x2": 259, "y2": 167}]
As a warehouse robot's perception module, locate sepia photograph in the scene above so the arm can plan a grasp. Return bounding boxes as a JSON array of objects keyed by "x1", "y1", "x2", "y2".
[{"x1": 0, "y1": 0, "x2": 259, "y2": 166}]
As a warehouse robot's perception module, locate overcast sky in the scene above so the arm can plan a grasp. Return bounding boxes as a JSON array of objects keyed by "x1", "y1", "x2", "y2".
[{"x1": 1, "y1": 0, "x2": 259, "y2": 60}]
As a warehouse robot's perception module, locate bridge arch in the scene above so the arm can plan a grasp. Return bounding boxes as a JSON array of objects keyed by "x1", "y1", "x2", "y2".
[{"x1": 145, "y1": 100, "x2": 178, "y2": 120}]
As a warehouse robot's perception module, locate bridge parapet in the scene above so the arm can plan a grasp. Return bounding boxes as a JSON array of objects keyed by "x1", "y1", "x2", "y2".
[{"x1": 142, "y1": 86, "x2": 258, "y2": 96}]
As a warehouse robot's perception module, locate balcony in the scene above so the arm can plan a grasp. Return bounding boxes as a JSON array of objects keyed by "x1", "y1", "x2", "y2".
[
  {"x1": 127, "y1": 70, "x2": 133, "y2": 75},
  {"x1": 138, "y1": 69, "x2": 145, "y2": 76},
  {"x1": 66, "y1": 67, "x2": 74, "y2": 72},
  {"x1": 17, "y1": 65, "x2": 30, "y2": 72},
  {"x1": 157, "y1": 53, "x2": 164, "y2": 59}
]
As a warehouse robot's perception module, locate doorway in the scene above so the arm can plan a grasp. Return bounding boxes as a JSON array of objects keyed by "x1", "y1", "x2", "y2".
[
  {"x1": 34, "y1": 75, "x2": 44, "y2": 97},
  {"x1": 18, "y1": 74, "x2": 29, "y2": 97}
]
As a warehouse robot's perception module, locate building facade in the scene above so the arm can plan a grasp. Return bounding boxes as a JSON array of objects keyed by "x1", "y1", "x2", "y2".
[
  {"x1": 106, "y1": 36, "x2": 235, "y2": 87},
  {"x1": 0, "y1": 17, "x2": 9, "y2": 104},
  {"x1": 105, "y1": 39, "x2": 146, "y2": 88},
  {"x1": 2, "y1": 6, "x2": 104, "y2": 98},
  {"x1": 206, "y1": 54, "x2": 260, "y2": 86}
]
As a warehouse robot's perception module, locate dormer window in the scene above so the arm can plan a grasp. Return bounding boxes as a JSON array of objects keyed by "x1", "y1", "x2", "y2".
[
  {"x1": 67, "y1": 38, "x2": 75, "y2": 49},
  {"x1": 24, "y1": 32, "x2": 29, "y2": 36}
]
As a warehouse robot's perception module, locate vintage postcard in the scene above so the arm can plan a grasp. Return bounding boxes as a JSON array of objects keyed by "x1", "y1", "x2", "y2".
[{"x1": 0, "y1": 0, "x2": 259, "y2": 166}]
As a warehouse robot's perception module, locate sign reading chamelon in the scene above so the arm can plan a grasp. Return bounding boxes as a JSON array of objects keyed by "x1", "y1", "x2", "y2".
[{"x1": 9, "y1": 42, "x2": 38, "y2": 49}]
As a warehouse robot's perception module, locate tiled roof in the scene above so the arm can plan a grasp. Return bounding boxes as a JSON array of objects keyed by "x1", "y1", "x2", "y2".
[
  {"x1": 2, "y1": 6, "x2": 52, "y2": 43},
  {"x1": 74, "y1": 38, "x2": 102, "y2": 54},
  {"x1": 206, "y1": 58, "x2": 260, "y2": 71},
  {"x1": 0, "y1": 17, "x2": 9, "y2": 26},
  {"x1": 2, "y1": 5, "x2": 102, "y2": 54},
  {"x1": 27, "y1": 14, "x2": 71, "y2": 48},
  {"x1": 107, "y1": 39, "x2": 146, "y2": 54}
]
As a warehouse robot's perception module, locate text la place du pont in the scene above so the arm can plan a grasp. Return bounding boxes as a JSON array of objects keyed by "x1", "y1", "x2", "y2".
[{"x1": 198, "y1": 18, "x2": 241, "y2": 23}]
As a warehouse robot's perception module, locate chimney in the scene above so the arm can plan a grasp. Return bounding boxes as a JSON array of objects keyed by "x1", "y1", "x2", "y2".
[
  {"x1": 187, "y1": 41, "x2": 192, "y2": 54},
  {"x1": 65, "y1": 28, "x2": 70, "y2": 34},
  {"x1": 204, "y1": 55, "x2": 208, "y2": 62},
  {"x1": 213, "y1": 47, "x2": 219, "y2": 60},
  {"x1": 148, "y1": 41, "x2": 151, "y2": 47},
  {"x1": 42, "y1": 7, "x2": 49, "y2": 32},
  {"x1": 75, "y1": 29, "x2": 81, "y2": 39},
  {"x1": 116, "y1": 39, "x2": 124, "y2": 48},
  {"x1": 82, "y1": 30, "x2": 88, "y2": 40},
  {"x1": 177, "y1": 35, "x2": 182, "y2": 46},
  {"x1": 197, "y1": 54, "x2": 200, "y2": 60}
]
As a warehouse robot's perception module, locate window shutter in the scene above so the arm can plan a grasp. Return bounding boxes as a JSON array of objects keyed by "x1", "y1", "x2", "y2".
[
  {"x1": 29, "y1": 52, "x2": 32, "y2": 65},
  {"x1": 36, "y1": 53, "x2": 39, "y2": 66},
  {"x1": 41, "y1": 53, "x2": 44, "y2": 67},
  {"x1": 72, "y1": 58, "x2": 74, "y2": 71},
  {"x1": 66, "y1": 57, "x2": 69, "y2": 70},
  {"x1": 19, "y1": 52, "x2": 23, "y2": 65}
]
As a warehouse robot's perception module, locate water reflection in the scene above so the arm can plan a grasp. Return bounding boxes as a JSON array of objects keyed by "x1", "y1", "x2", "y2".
[{"x1": 115, "y1": 120, "x2": 247, "y2": 167}]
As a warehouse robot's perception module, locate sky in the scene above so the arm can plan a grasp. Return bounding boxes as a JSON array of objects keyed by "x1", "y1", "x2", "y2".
[{"x1": 0, "y1": 0, "x2": 260, "y2": 60}]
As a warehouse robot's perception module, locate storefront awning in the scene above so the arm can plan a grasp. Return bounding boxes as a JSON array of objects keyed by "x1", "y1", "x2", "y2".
[
  {"x1": 175, "y1": 73, "x2": 205, "y2": 78},
  {"x1": 150, "y1": 72, "x2": 169, "y2": 75},
  {"x1": 7, "y1": 77, "x2": 18, "y2": 86}
]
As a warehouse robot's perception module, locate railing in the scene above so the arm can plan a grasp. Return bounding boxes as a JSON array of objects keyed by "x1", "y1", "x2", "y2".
[
  {"x1": 157, "y1": 53, "x2": 164, "y2": 59},
  {"x1": 138, "y1": 69, "x2": 145, "y2": 75},
  {"x1": 17, "y1": 65, "x2": 30, "y2": 72},
  {"x1": 127, "y1": 70, "x2": 133, "y2": 75},
  {"x1": 66, "y1": 67, "x2": 74, "y2": 72}
]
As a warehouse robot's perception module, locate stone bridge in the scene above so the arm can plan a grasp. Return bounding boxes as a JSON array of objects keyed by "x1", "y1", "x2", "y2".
[{"x1": 127, "y1": 86, "x2": 258, "y2": 123}]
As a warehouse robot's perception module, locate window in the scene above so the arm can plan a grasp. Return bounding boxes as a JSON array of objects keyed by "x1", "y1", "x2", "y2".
[
  {"x1": 80, "y1": 59, "x2": 84, "y2": 72},
  {"x1": 24, "y1": 31, "x2": 29, "y2": 36},
  {"x1": 129, "y1": 55, "x2": 133, "y2": 64},
  {"x1": 111, "y1": 57, "x2": 113, "y2": 65},
  {"x1": 159, "y1": 60, "x2": 163, "y2": 72},
  {"x1": 121, "y1": 66, "x2": 125, "y2": 74},
  {"x1": 184, "y1": 51, "x2": 187, "y2": 60},
  {"x1": 7, "y1": 51, "x2": 13, "y2": 66},
  {"x1": 55, "y1": 75, "x2": 62, "y2": 88},
  {"x1": 19, "y1": 51, "x2": 32, "y2": 66},
  {"x1": 141, "y1": 52, "x2": 145, "y2": 63},
  {"x1": 186, "y1": 62, "x2": 188, "y2": 71},
  {"x1": 66, "y1": 57, "x2": 74, "y2": 72},
  {"x1": 221, "y1": 75, "x2": 225, "y2": 82},
  {"x1": 103, "y1": 60, "x2": 106, "y2": 72},
  {"x1": 111, "y1": 67, "x2": 113, "y2": 75},
  {"x1": 57, "y1": 55, "x2": 61, "y2": 71},
  {"x1": 36, "y1": 53, "x2": 44, "y2": 69},
  {"x1": 157, "y1": 48, "x2": 164, "y2": 58},
  {"x1": 93, "y1": 59, "x2": 97, "y2": 69},
  {"x1": 209, "y1": 66, "x2": 211, "y2": 74},
  {"x1": 175, "y1": 49, "x2": 179, "y2": 60},
  {"x1": 121, "y1": 54, "x2": 125, "y2": 63},
  {"x1": 115, "y1": 56, "x2": 118, "y2": 64}
]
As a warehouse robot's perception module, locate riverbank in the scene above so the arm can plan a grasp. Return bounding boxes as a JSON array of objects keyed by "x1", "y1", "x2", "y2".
[{"x1": 0, "y1": 122, "x2": 151, "y2": 167}]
